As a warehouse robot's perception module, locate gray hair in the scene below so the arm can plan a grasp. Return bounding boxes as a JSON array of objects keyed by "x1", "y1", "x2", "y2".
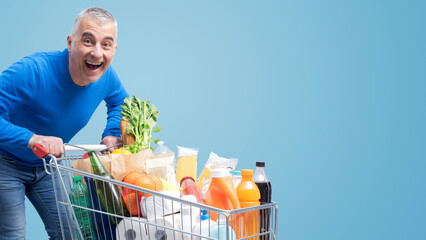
[{"x1": 71, "y1": 7, "x2": 117, "y2": 37}]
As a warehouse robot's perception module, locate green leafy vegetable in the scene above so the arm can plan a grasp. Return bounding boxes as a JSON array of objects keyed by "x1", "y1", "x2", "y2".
[{"x1": 120, "y1": 96, "x2": 161, "y2": 153}]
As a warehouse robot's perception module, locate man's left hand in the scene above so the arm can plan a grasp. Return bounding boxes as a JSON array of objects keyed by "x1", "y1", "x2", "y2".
[{"x1": 101, "y1": 135, "x2": 123, "y2": 153}]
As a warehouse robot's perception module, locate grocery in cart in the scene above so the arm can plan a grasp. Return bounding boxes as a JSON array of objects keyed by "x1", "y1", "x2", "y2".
[{"x1": 31, "y1": 96, "x2": 278, "y2": 240}]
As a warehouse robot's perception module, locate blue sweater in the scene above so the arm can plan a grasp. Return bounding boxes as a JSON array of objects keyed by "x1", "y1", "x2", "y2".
[{"x1": 0, "y1": 49, "x2": 128, "y2": 166}]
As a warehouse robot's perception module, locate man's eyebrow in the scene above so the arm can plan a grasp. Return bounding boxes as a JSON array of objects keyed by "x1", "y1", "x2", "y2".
[
  {"x1": 81, "y1": 32, "x2": 95, "y2": 38},
  {"x1": 81, "y1": 32, "x2": 115, "y2": 42},
  {"x1": 104, "y1": 36, "x2": 114, "y2": 42}
]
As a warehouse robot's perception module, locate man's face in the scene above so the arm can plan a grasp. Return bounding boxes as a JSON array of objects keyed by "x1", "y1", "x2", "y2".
[{"x1": 67, "y1": 15, "x2": 117, "y2": 86}]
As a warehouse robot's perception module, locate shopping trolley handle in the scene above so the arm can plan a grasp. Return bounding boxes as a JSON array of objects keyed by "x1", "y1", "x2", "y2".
[
  {"x1": 32, "y1": 143, "x2": 50, "y2": 159},
  {"x1": 32, "y1": 144, "x2": 57, "y2": 175}
]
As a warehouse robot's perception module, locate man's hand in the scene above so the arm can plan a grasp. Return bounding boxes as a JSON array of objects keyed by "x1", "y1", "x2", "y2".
[
  {"x1": 100, "y1": 135, "x2": 123, "y2": 153},
  {"x1": 28, "y1": 134, "x2": 64, "y2": 158}
]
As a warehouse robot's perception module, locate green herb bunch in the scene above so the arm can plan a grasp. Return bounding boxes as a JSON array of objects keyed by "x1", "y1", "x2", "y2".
[{"x1": 120, "y1": 96, "x2": 162, "y2": 153}]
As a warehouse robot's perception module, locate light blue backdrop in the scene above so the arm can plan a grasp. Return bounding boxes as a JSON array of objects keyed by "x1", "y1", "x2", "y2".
[{"x1": 1, "y1": 0, "x2": 425, "y2": 239}]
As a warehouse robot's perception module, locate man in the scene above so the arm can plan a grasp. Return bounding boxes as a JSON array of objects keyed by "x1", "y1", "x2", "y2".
[{"x1": 0, "y1": 7, "x2": 127, "y2": 239}]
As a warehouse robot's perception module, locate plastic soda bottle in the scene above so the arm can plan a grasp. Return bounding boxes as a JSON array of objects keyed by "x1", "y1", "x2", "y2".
[
  {"x1": 69, "y1": 176, "x2": 97, "y2": 240},
  {"x1": 180, "y1": 176, "x2": 205, "y2": 204},
  {"x1": 253, "y1": 162, "x2": 272, "y2": 240},
  {"x1": 88, "y1": 150, "x2": 130, "y2": 224},
  {"x1": 236, "y1": 169, "x2": 261, "y2": 240}
]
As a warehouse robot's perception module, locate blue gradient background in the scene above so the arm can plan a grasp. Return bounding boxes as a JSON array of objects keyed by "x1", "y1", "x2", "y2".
[{"x1": 1, "y1": 0, "x2": 425, "y2": 239}]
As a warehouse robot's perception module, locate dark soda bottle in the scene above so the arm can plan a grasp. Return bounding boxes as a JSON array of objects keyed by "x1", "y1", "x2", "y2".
[
  {"x1": 88, "y1": 150, "x2": 130, "y2": 224},
  {"x1": 253, "y1": 162, "x2": 272, "y2": 240}
]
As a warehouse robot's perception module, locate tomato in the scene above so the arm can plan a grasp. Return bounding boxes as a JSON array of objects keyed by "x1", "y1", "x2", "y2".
[
  {"x1": 82, "y1": 152, "x2": 101, "y2": 159},
  {"x1": 112, "y1": 148, "x2": 132, "y2": 155}
]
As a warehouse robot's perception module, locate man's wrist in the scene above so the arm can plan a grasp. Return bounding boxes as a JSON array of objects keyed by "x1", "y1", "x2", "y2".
[{"x1": 28, "y1": 134, "x2": 39, "y2": 148}]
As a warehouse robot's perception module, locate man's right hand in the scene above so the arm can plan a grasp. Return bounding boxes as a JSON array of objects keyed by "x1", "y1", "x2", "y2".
[{"x1": 28, "y1": 134, "x2": 64, "y2": 158}]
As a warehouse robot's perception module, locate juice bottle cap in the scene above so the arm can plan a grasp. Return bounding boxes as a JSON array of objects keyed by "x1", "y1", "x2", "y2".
[
  {"x1": 230, "y1": 170, "x2": 241, "y2": 176},
  {"x1": 241, "y1": 169, "x2": 254, "y2": 176},
  {"x1": 211, "y1": 168, "x2": 231, "y2": 178},
  {"x1": 256, "y1": 162, "x2": 265, "y2": 167},
  {"x1": 180, "y1": 176, "x2": 195, "y2": 186}
]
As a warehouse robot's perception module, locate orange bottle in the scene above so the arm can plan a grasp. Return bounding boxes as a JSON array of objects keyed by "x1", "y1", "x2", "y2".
[
  {"x1": 236, "y1": 169, "x2": 261, "y2": 240},
  {"x1": 205, "y1": 169, "x2": 241, "y2": 218}
]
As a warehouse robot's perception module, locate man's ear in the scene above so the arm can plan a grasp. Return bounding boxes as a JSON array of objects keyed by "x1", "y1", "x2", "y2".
[{"x1": 67, "y1": 35, "x2": 72, "y2": 52}]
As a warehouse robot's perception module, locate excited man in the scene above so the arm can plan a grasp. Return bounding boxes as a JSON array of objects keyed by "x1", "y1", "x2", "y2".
[{"x1": 0, "y1": 7, "x2": 127, "y2": 239}]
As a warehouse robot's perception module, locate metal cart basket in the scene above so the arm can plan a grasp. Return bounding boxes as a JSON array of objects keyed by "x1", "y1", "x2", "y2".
[{"x1": 33, "y1": 144, "x2": 278, "y2": 240}]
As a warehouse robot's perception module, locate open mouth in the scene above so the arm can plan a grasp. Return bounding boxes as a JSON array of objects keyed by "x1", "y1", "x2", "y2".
[{"x1": 85, "y1": 60, "x2": 103, "y2": 70}]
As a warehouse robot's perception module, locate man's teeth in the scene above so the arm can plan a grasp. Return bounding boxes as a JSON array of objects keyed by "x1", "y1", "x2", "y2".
[{"x1": 86, "y1": 61, "x2": 102, "y2": 65}]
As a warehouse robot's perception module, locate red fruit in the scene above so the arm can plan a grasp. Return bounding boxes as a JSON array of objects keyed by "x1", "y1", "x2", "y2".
[{"x1": 82, "y1": 152, "x2": 101, "y2": 159}]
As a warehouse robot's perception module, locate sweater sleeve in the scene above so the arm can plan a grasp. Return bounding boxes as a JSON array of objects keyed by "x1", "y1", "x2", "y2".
[
  {"x1": 0, "y1": 58, "x2": 37, "y2": 149},
  {"x1": 102, "y1": 67, "x2": 128, "y2": 139}
]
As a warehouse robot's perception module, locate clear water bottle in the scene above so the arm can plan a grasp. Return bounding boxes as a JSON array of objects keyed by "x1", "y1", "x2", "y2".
[
  {"x1": 154, "y1": 141, "x2": 173, "y2": 155},
  {"x1": 70, "y1": 176, "x2": 97, "y2": 240}
]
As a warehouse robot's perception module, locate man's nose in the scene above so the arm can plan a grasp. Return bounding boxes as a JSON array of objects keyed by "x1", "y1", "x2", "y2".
[{"x1": 91, "y1": 44, "x2": 102, "y2": 58}]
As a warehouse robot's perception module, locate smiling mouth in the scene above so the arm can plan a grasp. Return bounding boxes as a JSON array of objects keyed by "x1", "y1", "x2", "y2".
[{"x1": 85, "y1": 60, "x2": 103, "y2": 70}]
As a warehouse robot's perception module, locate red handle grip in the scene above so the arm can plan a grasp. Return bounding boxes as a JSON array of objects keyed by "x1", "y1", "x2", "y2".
[{"x1": 32, "y1": 144, "x2": 50, "y2": 159}]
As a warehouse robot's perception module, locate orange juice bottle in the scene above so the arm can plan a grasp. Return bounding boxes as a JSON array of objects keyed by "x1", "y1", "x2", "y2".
[
  {"x1": 236, "y1": 169, "x2": 261, "y2": 240},
  {"x1": 205, "y1": 168, "x2": 241, "y2": 219}
]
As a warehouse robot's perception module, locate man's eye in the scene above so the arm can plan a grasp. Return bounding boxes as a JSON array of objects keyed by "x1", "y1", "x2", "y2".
[
  {"x1": 83, "y1": 39, "x2": 92, "y2": 44},
  {"x1": 103, "y1": 42, "x2": 111, "y2": 47}
]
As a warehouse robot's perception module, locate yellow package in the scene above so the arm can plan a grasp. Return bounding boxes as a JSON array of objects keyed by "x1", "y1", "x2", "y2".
[{"x1": 176, "y1": 146, "x2": 198, "y2": 185}]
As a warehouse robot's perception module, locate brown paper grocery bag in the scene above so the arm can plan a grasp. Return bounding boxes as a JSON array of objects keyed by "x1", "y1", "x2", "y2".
[
  {"x1": 72, "y1": 154, "x2": 112, "y2": 176},
  {"x1": 110, "y1": 149, "x2": 153, "y2": 181},
  {"x1": 72, "y1": 149, "x2": 153, "y2": 181}
]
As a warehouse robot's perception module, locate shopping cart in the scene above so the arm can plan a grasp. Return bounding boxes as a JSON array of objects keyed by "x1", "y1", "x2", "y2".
[{"x1": 32, "y1": 144, "x2": 278, "y2": 240}]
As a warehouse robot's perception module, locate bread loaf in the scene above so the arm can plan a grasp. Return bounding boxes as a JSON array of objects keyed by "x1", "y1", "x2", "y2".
[{"x1": 120, "y1": 119, "x2": 135, "y2": 146}]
